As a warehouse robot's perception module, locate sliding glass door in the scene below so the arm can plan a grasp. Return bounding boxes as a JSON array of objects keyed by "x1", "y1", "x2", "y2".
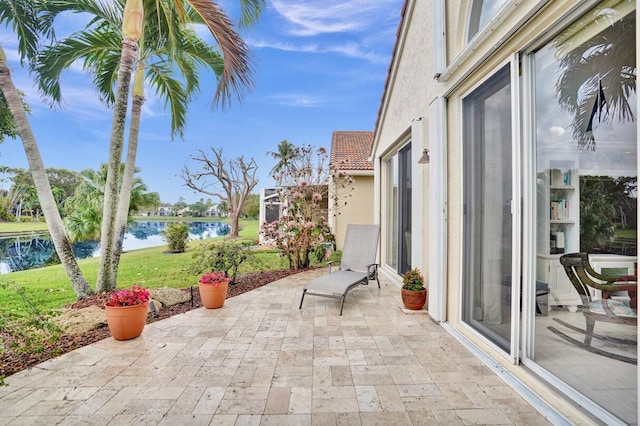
[
  {"x1": 385, "y1": 143, "x2": 412, "y2": 276},
  {"x1": 462, "y1": 64, "x2": 514, "y2": 351}
]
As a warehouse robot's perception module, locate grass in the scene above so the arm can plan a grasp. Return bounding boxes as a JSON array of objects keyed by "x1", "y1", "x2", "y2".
[
  {"x1": 0, "y1": 222, "x2": 49, "y2": 235},
  {"x1": 0, "y1": 218, "x2": 338, "y2": 317}
]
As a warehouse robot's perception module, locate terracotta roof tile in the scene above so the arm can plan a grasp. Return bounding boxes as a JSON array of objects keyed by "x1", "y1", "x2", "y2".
[{"x1": 330, "y1": 131, "x2": 374, "y2": 171}]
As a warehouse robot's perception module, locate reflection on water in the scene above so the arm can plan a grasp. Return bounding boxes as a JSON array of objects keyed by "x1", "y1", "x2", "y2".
[{"x1": 0, "y1": 221, "x2": 230, "y2": 274}]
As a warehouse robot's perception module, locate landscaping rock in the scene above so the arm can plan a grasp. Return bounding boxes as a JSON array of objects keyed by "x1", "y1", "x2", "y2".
[
  {"x1": 150, "y1": 287, "x2": 191, "y2": 307},
  {"x1": 53, "y1": 305, "x2": 107, "y2": 336}
]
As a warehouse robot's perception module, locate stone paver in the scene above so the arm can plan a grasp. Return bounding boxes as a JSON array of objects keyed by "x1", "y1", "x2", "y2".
[{"x1": 0, "y1": 269, "x2": 552, "y2": 425}]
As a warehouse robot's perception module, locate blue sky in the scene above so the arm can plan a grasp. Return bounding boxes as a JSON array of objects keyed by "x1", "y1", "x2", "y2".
[{"x1": 0, "y1": 0, "x2": 403, "y2": 204}]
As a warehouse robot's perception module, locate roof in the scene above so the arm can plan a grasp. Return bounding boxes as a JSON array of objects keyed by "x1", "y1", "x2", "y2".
[
  {"x1": 330, "y1": 131, "x2": 375, "y2": 171},
  {"x1": 372, "y1": 0, "x2": 409, "y2": 154}
]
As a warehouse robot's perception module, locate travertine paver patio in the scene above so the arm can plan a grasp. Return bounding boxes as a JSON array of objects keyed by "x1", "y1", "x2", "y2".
[{"x1": 0, "y1": 269, "x2": 551, "y2": 425}]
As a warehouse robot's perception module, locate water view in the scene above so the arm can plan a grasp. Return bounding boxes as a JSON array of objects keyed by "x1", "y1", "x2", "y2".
[{"x1": 0, "y1": 221, "x2": 230, "y2": 274}]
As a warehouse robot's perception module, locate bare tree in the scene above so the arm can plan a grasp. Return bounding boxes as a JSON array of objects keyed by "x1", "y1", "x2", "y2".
[{"x1": 182, "y1": 147, "x2": 258, "y2": 237}]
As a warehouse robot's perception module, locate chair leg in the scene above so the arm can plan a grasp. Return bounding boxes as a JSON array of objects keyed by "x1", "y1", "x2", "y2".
[
  {"x1": 584, "y1": 318, "x2": 595, "y2": 346},
  {"x1": 299, "y1": 289, "x2": 307, "y2": 310},
  {"x1": 339, "y1": 295, "x2": 345, "y2": 316}
]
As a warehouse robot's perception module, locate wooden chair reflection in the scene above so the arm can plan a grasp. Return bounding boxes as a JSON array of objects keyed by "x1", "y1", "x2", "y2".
[{"x1": 548, "y1": 253, "x2": 637, "y2": 364}]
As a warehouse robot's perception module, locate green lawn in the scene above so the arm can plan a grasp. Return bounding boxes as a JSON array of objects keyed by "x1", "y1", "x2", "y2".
[
  {"x1": 0, "y1": 222, "x2": 49, "y2": 234},
  {"x1": 0, "y1": 218, "x2": 268, "y2": 314},
  {"x1": 0, "y1": 218, "x2": 340, "y2": 318}
]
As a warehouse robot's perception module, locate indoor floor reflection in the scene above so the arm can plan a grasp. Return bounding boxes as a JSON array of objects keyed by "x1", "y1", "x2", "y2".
[{"x1": 534, "y1": 308, "x2": 637, "y2": 424}]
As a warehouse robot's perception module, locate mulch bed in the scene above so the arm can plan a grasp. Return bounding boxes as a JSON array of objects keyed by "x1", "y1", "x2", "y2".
[{"x1": 0, "y1": 269, "x2": 309, "y2": 379}]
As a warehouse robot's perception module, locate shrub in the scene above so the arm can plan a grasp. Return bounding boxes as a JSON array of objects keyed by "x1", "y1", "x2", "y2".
[
  {"x1": 190, "y1": 240, "x2": 254, "y2": 283},
  {"x1": 162, "y1": 223, "x2": 189, "y2": 252},
  {"x1": 0, "y1": 282, "x2": 62, "y2": 386}
]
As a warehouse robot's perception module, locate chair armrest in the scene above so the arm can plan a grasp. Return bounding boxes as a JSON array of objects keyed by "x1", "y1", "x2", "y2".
[{"x1": 366, "y1": 263, "x2": 379, "y2": 280}]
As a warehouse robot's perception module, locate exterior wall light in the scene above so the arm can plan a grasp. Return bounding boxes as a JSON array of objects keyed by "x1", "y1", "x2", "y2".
[{"x1": 418, "y1": 149, "x2": 430, "y2": 164}]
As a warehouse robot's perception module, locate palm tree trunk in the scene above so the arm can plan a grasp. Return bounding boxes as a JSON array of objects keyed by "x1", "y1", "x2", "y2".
[
  {"x1": 0, "y1": 47, "x2": 93, "y2": 298},
  {"x1": 96, "y1": 37, "x2": 138, "y2": 292},
  {"x1": 111, "y1": 93, "x2": 144, "y2": 278}
]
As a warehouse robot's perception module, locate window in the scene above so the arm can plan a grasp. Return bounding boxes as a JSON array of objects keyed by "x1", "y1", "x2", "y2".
[
  {"x1": 467, "y1": 0, "x2": 509, "y2": 41},
  {"x1": 384, "y1": 143, "x2": 412, "y2": 275}
]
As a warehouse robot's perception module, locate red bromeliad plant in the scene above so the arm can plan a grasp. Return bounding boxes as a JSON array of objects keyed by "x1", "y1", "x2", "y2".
[
  {"x1": 199, "y1": 271, "x2": 230, "y2": 287},
  {"x1": 106, "y1": 285, "x2": 150, "y2": 307}
]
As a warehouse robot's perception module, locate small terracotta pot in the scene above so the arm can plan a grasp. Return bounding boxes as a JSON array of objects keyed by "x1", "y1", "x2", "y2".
[
  {"x1": 104, "y1": 302, "x2": 148, "y2": 340},
  {"x1": 401, "y1": 288, "x2": 427, "y2": 310},
  {"x1": 199, "y1": 282, "x2": 229, "y2": 309}
]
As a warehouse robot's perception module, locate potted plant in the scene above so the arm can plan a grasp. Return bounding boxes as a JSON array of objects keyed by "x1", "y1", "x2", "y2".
[
  {"x1": 104, "y1": 285, "x2": 150, "y2": 340},
  {"x1": 199, "y1": 270, "x2": 230, "y2": 309},
  {"x1": 401, "y1": 268, "x2": 427, "y2": 310}
]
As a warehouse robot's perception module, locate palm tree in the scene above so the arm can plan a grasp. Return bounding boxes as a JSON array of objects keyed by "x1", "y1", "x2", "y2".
[
  {"x1": 64, "y1": 163, "x2": 159, "y2": 242},
  {"x1": 38, "y1": 1, "x2": 226, "y2": 287},
  {"x1": 39, "y1": 0, "x2": 264, "y2": 291},
  {"x1": 268, "y1": 139, "x2": 297, "y2": 177},
  {"x1": 553, "y1": 10, "x2": 636, "y2": 150},
  {"x1": 0, "y1": 0, "x2": 94, "y2": 297},
  {"x1": 90, "y1": 0, "x2": 262, "y2": 290}
]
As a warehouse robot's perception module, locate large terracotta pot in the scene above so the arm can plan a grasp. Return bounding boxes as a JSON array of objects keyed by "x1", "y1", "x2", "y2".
[
  {"x1": 401, "y1": 288, "x2": 427, "y2": 310},
  {"x1": 199, "y1": 282, "x2": 228, "y2": 309},
  {"x1": 104, "y1": 302, "x2": 148, "y2": 340}
]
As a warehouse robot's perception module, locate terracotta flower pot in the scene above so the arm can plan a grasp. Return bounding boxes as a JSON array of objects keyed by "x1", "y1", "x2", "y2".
[
  {"x1": 401, "y1": 288, "x2": 427, "y2": 310},
  {"x1": 104, "y1": 302, "x2": 148, "y2": 340},
  {"x1": 199, "y1": 281, "x2": 228, "y2": 309}
]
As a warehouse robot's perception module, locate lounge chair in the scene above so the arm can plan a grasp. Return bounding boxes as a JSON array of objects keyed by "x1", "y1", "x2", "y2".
[{"x1": 299, "y1": 224, "x2": 380, "y2": 315}]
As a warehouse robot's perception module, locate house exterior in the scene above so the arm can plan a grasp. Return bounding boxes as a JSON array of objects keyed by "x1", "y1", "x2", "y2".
[
  {"x1": 156, "y1": 205, "x2": 173, "y2": 216},
  {"x1": 372, "y1": 1, "x2": 637, "y2": 424},
  {"x1": 204, "y1": 204, "x2": 225, "y2": 217},
  {"x1": 329, "y1": 131, "x2": 375, "y2": 250}
]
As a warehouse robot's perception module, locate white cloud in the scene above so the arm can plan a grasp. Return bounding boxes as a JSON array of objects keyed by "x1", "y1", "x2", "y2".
[
  {"x1": 249, "y1": 36, "x2": 387, "y2": 64},
  {"x1": 270, "y1": 93, "x2": 323, "y2": 107},
  {"x1": 270, "y1": 0, "x2": 400, "y2": 36},
  {"x1": 327, "y1": 42, "x2": 388, "y2": 64},
  {"x1": 248, "y1": 37, "x2": 318, "y2": 53}
]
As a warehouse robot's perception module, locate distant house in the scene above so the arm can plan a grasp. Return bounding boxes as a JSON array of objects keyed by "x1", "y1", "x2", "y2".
[
  {"x1": 204, "y1": 204, "x2": 227, "y2": 217},
  {"x1": 176, "y1": 207, "x2": 191, "y2": 217},
  {"x1": 156, "y1": 205, "x2": 173, "y2": 217},
  {"x1": 329, "y1": 131, "x2": 374, "y2": 250},
  {"x1": 259, "y1": 188, "x2": 282, "y2": 225}
]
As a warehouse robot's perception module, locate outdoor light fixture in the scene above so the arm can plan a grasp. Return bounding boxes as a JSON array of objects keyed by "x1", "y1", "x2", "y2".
[{"x1": 418, "y1": 149, "x2": 430, "y2": 164}]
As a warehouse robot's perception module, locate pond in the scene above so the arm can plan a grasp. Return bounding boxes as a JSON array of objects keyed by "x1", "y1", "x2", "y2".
[{"x1": 0, "y1": 221, "x2": 230, "y2": 274}]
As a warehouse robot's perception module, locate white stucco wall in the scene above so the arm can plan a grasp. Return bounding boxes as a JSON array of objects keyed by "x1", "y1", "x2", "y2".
[
  {"x1": 373, "y1": 0, "x2": 614, "y2": 424},
  {"x1": 372, "y1": 0, "x2": 435, "y2": 283}
]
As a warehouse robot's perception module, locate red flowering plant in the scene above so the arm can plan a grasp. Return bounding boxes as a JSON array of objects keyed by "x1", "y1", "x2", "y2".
[
  {"x1": 106, "y1": 285, "x2": 150, "y2": 307},
  {"x1": 199, "y1": 270, "x2": 231, "y2": 287}
]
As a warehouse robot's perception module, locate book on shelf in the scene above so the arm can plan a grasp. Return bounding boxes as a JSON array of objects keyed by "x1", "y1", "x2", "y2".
[
  {"x1": 550, "y1": 198, "x2": 570, "y2": 220},
  {"x1": 549, "y1": 169, "x2": 572, "y2": 186}
]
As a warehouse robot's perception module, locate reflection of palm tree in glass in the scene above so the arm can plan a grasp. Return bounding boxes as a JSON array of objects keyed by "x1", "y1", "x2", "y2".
[{"x1": 554, "y1": 11, "x2": 635, "y2": 150}]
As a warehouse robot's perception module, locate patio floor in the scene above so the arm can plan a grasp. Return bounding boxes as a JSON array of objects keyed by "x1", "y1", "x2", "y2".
[{"x1": 0, "y1": 268, "x2": 551, "y2": 425}]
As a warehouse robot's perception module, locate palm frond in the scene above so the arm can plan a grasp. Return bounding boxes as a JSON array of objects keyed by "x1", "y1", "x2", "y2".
[
  {"x1": 0, "y1": 0, "x2": 43, "y2": 63},
  {"x1": 186, "y1": 0, "x2": 255, "y2": 109}
]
